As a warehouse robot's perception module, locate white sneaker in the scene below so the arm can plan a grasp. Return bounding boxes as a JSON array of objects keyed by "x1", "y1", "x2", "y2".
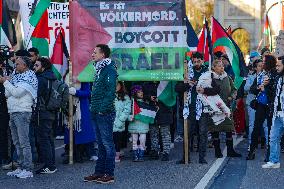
[
  {"x1": 7, "y1": 168, "x2": 22, "y2": 176},
  {"x1": 89, "y1": 156, "x2": 98, "y2": 161},
  {"x1": 16, "y1": 169, "x2": 33, "y2": 179},
  {"x1": 262, "y1": 162, "x2": 280, "y2": 169}
]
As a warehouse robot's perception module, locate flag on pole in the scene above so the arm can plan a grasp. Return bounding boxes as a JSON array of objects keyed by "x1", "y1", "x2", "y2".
[
  {"x1": 157, "y1": 81, "x2": 177, "y2": 107},
  {"x1": 50, "y1": 30, "x2": 69, "y2": 80},
  {"x1": 70, "y1": 1, "x2": 112, "y2": 81},
  {"x1": 26, "y1": 0, "x2": 51, "y2": 56},
  {"x1": 211, "y1": 16, "x2": 246, "y2": 89},
  {"x1": 185, "y1": 16, "x2": 198, "y2": 59},
  {"x1": 263, "y1": 14, "x2": 273, "y2": 52},
  {"x1": 0, "y1": 0, "x2": 17, "y2": 47}
]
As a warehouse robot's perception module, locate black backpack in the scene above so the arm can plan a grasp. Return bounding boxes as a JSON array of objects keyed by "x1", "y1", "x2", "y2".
[{"x1": 41, "y1": 79, "x2": 69, "y2": 112}]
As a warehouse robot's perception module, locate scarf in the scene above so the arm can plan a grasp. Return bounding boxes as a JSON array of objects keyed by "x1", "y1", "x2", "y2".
[
  {"x1": 10, "y1": 70, "x2": 38, "y2": 100},
  {"x1": 257, "y1": 71, "x2": 265, "y2": 86},
  {"x1": 273, "y1": 77, "x2": 284, "y2": 118},
  {"x1": 212, "y1": 71, "x2": 228, "y2": 80},
  {"x1": 73, "y1": 97, "x2": 82, "y2": 132},
  {"x1": 183, "y1": 59, "x2": 194, "y2": 119},
  {"x1": 94, "y1": 58, "x2": 112, "y2": 78}
]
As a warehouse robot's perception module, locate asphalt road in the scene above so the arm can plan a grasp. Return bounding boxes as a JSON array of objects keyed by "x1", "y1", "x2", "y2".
[{"x1": 1, "y1": 138, "x2": 284, "y2": 189}]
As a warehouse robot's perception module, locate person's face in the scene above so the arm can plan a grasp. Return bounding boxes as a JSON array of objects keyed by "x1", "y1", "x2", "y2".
[
  {"x1": 137, "y1": 90, "x2": 143, "y2": 99},
  {"x1": 116, "y1": 82, "x2": 122, "y2": 92},
  {"x1": 213, "y1": 61, "x2": 224, "y2": 75},
  {"x1": 15, "y1": 58, "x2": 28, "y2": 73},
  {"x1": 92, "y1": 47, "x2": 105, "y2": 62},
  {"x1": 29, "y1": 52, "x2": 38, "y2": 63},
  {"x1": 33, "y1": 61, "x2": 43, "y2": 73},
  {"x1": 276, "y1": 60, "x2": 284, "y2": 74},
  {"x1": 263, "y1": 51, "x2": 270, "y2": 56},
  {"x1": 193, "y1": 58, "x2": 203, "y2": 69},
  {"x1": 256, "y1": 61, "x2": 264, "y2": 73}
]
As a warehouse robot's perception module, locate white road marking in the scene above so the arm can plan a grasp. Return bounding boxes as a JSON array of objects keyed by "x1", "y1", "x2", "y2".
[{"x1": 194, "y1": 137, "x2": 244, "y2": 189}]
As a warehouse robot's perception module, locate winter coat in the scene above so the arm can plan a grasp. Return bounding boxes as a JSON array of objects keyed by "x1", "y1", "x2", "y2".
[
  {"x1": 90, "y1": 62, "x2": 117, "y2": 114},
  {"x1": 113, "y1": 95, "x2": 131, "y2": 132},
  {"x1": 65, "y1": 83, "x2": 96, "y2": 144},
  {"x1": 36, "y1": 69, "x2": 57, "y2": 120},
  {"x1": 128, "y1": 99, "x2": 149, "y2": 134},
  {"x1": 203, "y1": 72, "x2": 236, "y2": 132},
  {"x1": 4, "y1": 80, "x2": 34, "y2": 113}
]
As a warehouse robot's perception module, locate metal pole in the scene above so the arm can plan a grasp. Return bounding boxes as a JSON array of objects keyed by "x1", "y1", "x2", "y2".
[
  {"x1": 183, "y1": 60, "x2": 189, "y2": 165},
  {"x1": 68, "y1": 0, "x2": 74, "y2": 165}
]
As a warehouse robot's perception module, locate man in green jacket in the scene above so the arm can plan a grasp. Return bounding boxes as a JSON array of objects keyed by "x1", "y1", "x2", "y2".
[{"x1": 84, "y1": 44, "x2": 117, "y2": 184}]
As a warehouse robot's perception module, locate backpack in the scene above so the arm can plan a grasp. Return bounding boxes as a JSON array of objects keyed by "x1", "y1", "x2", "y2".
[{"x1": 42, "y1": 79, "x2": 69, "y2": 112}]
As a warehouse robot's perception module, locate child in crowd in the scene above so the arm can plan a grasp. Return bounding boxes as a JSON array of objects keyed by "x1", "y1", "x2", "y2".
[
  {"x1": 128, "y1": 85, "x2": 156, "y2": 162},
  {"x1": 113, "y1": 81, "x2": 131, "y2": 163}
]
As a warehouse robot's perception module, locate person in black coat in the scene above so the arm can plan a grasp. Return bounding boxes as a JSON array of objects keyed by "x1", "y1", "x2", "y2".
[{"x1": 247, "y1": 55, "x2": 278, "y2": 161}]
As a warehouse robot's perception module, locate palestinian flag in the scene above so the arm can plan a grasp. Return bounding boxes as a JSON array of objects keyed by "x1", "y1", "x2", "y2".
[
  {"x1": 185, "y1": 16, "x2": 198, "y2": 60},
  {"x1": 50, "y1": 30, "x2": 69, "y2": 80},
  {"x1": 263, "y1": 14, "x2": 272, "y2": 52},
  {"x1": 134, "y1": 100, "x2": 157, "y2": 124},
  {"x1": 0, "y1": 0, "x2": 17, "y2": 47},
  {"x1": 211, "y1": 16, "x2": 246, "y2": 89},
  {"x1": 157, "y1": 81, "x2": 177, "y2": 107},
  {"x1": 27, "y1": 0, "x2": 51, "y2": 56}
]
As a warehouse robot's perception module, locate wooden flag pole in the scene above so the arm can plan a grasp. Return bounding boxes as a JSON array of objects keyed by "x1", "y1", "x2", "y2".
[
  {"x1": 183, "y1": 59, "x2": 189, "y2": 164},
  {"x1": 68, "y1": 0, "x2": 74, "y2": 165}
]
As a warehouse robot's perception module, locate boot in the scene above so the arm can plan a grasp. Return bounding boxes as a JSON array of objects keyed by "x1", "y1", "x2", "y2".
[
  {"x1": 226, "y1": 140, "x2": 242, "y2": 157},
  {"x1": 133, "y1": 150, "x2": 139, "y2": 162},
  {"x1": 138, "y1": 149, "x2": 144, "y2": 162},
  {"x1": 246, "y1": 149, "x2": 255, "y2": 160},
  {"x1": 213, "y1": 139, "x2": 223, "y2": 158},
  {"x1": 149, "y1": 150, "x2": 159, "y2": 160}
]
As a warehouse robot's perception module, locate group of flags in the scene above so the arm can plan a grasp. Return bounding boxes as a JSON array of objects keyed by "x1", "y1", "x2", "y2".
[{"x1": 0, "y1": 0, "x2": 274, "y2": 107}]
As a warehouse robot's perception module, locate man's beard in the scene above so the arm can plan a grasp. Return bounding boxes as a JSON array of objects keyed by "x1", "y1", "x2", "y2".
[{"x1": 194, "y1": 65, "x2": 201, "y2": 70}]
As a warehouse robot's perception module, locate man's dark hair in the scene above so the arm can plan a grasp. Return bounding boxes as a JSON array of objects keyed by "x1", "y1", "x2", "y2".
[
  {"x1": 15, "y1": 50, "x2": 31, "y2": 57},
  {"x1": 18, "y1": 56, "x2": 32, "y2": 69},
  {"x1": 214, "y1": 51, "x2": 223, "y2": 59},
  {"x1": 252, "y1": 58, "x2": 263, "y2": 68},
  {"x1": 261, "y1": 47, "x2": 270, "y2": 55},
  {"x1": 264, "y1": 54, "x2": 277, "y2": 71},
  {"x1": 192, "y1": 52, "x2": 204, "y2": 60},
  {"x1": 96, "y1": 44, "x2": 111, "y2": 58},
  {"x1": 28, "y1": 47, "x2": 39, "y2": 56},
  {"x1": 38, "y1": 57, "x2": 52, "y2": 70}
]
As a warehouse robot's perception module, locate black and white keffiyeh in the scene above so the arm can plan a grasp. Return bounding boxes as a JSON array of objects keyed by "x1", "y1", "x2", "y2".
[
  {"x1": 183, "y1": 59, "x2": 194, "y2": 119},
  {"x1": 94, "y1": 58, "x2": 112, "y2": 78},
  {"x1": 273, "y1": 76, "x2": 284, "y2": 118},
  {"x1": 10, "y1": 70, "x2": 38, "y2": 100}
]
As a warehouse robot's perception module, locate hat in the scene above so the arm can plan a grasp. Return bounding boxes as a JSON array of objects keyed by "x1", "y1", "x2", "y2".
[
  {"x1": 249, "y1": 51, "x2": 260, "y2": 59},
  {"x1": 131, "y1": 85, "x2": 142, "y2": 97}
]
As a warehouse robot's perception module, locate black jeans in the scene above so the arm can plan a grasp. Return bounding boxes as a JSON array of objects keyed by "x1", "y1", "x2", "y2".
[
  {"x1": 113, "y1": 132, "x2": 123, "y2": 153},
  {"x1": 250, "y1": 103, "x2": 272, "y2": 151},
  {"x1": 36, "y1": 119, "x2": 55, "y2": 168},
  {"x1": 0, "y1": 113, "x2": 9, "y2": 162},
  {"x1": 198, "y1": 113, "x2": 210, "y2": 160}
]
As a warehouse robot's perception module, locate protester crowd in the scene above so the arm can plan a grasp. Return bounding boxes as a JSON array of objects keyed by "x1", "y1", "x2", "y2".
[{"x1": 0, "y1": 44, "x2": 284, "y2": 184}]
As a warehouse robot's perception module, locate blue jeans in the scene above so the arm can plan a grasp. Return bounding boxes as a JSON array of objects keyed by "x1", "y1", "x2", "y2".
[
  {"x1": 91, "y1": 112, "x2": 115, "y2": 176},
  {"x1": 269, "y1": 115, "x2": 284, "y2": 163},
  {"x1": 10, "y1": 112, "x2": 33, "y2": 171},
  {"x1": 29, "y1": 121, "x2": 38, "y2": 162},
  {"x1": 247, "y1": 105, "x2": 268, "y2": 145}
]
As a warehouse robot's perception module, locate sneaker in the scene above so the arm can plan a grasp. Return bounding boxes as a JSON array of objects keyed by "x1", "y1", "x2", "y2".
[
  {"x1": 161, "y1": 153, "x2": 169, "y2": 161},
  {"x1": 36, "y1": 166, "x2": 57, "y2": 174},
  {"x1": 55, "y1": 136, "x2": 64, "y2": 140},
  {"x1": 170, "y1": 143, "x2": 175, "y2": 149},
  {"x1": 95, "y1": 174, "x2": 114, "y2": 184},
  {"x1": 7, "y1": 168, "x2": 22, "y2": 176},
  {"x1": 174, "y1": 135, "x2": 184, "y2": 143},
  {"x1": 16, "y1": 170, "x2": 33, "y2": 179},
  {"x1": 90, "y1": 156, "x2": 98, "y2": 161},
  {"x1": 84, "y1": 174, "x2": 102, "y2": 182},
  {"x1": 247, "y1": 146, "x2": 250, "y2": 152},
  {"x1": 115, "y1": 156, "x2": 121, "y2": 163},
  {"x1": 262, "y1": 162, "x2": 280, "y2": 169},
  {"x1": 2, "y1": 162, "x2": 19, "y2": 170}
]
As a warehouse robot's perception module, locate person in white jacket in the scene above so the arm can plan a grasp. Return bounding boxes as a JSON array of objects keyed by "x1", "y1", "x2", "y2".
[{"x1": 0, "y1": 56, "x2": 38, "y2": 179}]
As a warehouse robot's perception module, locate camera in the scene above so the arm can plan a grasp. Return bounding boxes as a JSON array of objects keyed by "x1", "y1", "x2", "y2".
[{"x1": 0, "y1": 45, "x2": 14, "y2": 63}]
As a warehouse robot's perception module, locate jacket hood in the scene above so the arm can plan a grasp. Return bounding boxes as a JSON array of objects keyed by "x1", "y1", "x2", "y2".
[{"x1": 37, "y1": 69, "x2": 57, "y2": 80}]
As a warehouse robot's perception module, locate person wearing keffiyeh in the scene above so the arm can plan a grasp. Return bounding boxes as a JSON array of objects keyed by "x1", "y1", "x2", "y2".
[
  {"x1": 262, "y1": 58, "x2": 284, "y2": 169},
  {"x1": 0, "y1": 56, "x2": 38, "y2": 179}
]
